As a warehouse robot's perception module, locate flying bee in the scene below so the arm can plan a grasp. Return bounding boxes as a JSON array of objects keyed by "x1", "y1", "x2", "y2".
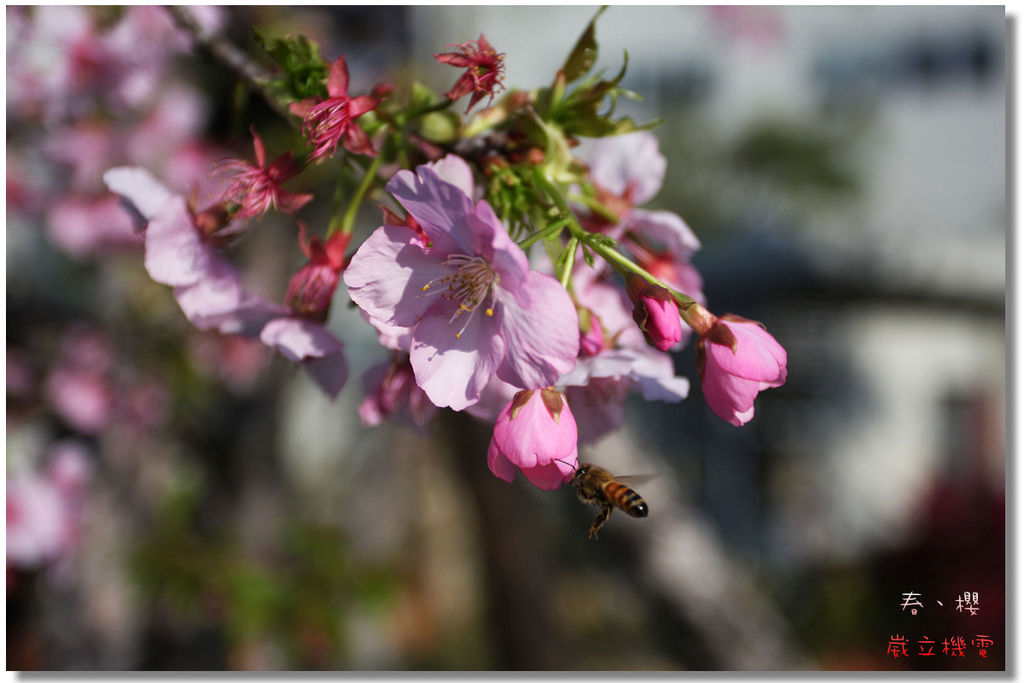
[{"x1": 569, "y1": 462, "x2": 650, "y2": 540}]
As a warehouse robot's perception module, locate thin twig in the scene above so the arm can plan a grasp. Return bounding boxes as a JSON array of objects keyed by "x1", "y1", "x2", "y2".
[{"x1": 167, "y1": 6, "x2": 298, "y2": 127}]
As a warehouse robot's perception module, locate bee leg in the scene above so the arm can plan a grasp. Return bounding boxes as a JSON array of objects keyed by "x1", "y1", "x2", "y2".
[{"x1": 588, "y1": 505, "x2": 612, "y2": 540}]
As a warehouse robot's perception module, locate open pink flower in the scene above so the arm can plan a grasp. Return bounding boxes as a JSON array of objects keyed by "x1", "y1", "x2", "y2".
[
  {"x1": 487, "y1": 388, "x2": 578, "y2": 490},
  {"x1": 344, "y1": 157, "x2": 579, "y2": 410},
  {"x1": 290, "y1": 55, "x2": 380, "y2": 161},
  {"x1": 434, "y1": 34, "x2": 506, "y2": 114},
  {"x1": 692, "y1": 310, "x2": 787, "y2": 426},
  {"x1": 217, "y1": 127, "x2": 313, "y2": 219},
  {"x1": 105, "y1": 166, "x2": 347, "y2": 399}
]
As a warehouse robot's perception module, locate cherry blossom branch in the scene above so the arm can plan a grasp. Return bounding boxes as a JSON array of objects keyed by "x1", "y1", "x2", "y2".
[
  {"x1": 167, "y1": 6, "x2": 298, "y2": 127},
  {"x1": 533, "y1": 170, "x2": 699, "y2": 310},
  {"x1": 516, "y1": 218, "x2": 569, "y2": 249}
]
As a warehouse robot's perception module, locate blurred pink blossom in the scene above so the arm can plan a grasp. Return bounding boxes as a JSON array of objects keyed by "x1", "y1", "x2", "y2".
[
  {"x1": 7, "y1": 441, "x2": 91, "y2": 570},
  {"x1": 285, "y1": 228, "x2": 350, "y2": 322},
  {"x1": 358, "y1": 355, "x2": 437, "y2": 431},
  {"x1": 578, "y1": 132, "x2": 705, "y2": 304},
  {"x1": 7, "y1": 473, "x2": 69, "y2": 569},
  {"x1": 46, "y1": 195, "x2": 142, "y2": 259}
]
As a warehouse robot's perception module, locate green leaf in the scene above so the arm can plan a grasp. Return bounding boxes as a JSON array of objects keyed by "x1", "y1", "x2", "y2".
[
  {"x1": 252, "y1": 28, "x2": 329, "y2": 102},
  {"x1": 560, "y1": 6, "x2": 608, "y2": 83}
]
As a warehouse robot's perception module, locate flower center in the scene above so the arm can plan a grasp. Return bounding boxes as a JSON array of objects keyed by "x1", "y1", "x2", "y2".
[{"x1": 420, "y1": 254, "x2": 499, "y2": 338}]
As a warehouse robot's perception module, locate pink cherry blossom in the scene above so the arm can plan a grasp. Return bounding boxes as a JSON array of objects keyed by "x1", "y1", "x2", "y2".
[
  {"x1": 344, "y1": 157, "x2": 579, "y2": 411},
  {"x1": 7, "y1": 472, "x2": 69, "y2": 569},
  {"x1": 45, "y1": 365, "x2": 112, "y2": 434},
  {"x1": 7, "y1": 441, "x2": 91, "y2": 570},
  {"x1": 285, "y1": 227, "x2": 350, "y2": 322},
  {"x1": 584, "y1": 131, "x2": 666, "y2": 207},
  {"x1": 290, "y1": 55, "x2": 381, "y2": 161},
  {"x1": 46, "y1": 195, "x2": 142, "y2": 259},
  {"x1": 579, "y1": 132, "x2": 706, "y2": 304},
  {"x1": 105, "y1": 166, "x2": 347, "y2": 399},
  {"x1": 694, "y1": 313, "x2": 787, "y2": 426},
  {"x1": 487, "y1": 388, "x2": 579, "y2": 490},
  {"x1": 434, "y1": 34, "x2": 506, "y2": 113},
  {"x1": 216, "y1": 128, "x2": 313, "y2": 219},
  {"x1": 358, "y1": 354, "x2": 437, "y2": 431},
  {"x1": 560, "y1": 346, "x2": 690, "y2": 442}
]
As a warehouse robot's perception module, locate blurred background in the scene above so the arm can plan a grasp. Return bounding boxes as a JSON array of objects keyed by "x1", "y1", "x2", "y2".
[{"x1": 6, "y1": 5, "x2": 1005, "y2": 671}]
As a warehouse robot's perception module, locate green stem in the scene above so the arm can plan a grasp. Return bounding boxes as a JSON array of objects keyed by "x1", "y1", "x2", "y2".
[
  {"x1": 567, "y1": 193, "x2": 619, "y2": 224},
  {"x1": 168, "y1": 7, "x2": 299, "y2": 129},
  {"x1": 404, "y1": 98, "x2": 454, "y2": 121},
  {"x1": 328, "y1": 152, "x2": 384, "y2": 237},
  {"x1": 517, "y1": 219, "x2": 568, "y2": 249},
  {"x1": 557, "y1": 236, "x2": 579, "y2": 289},
  {"x1": 533, "y1": 169, "x2": 698, "y2": 309}
]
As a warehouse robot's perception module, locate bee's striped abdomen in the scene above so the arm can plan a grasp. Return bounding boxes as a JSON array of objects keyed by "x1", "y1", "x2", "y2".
[{"x1": 603, "y1": 481, "x2": 649, "y2": 518}]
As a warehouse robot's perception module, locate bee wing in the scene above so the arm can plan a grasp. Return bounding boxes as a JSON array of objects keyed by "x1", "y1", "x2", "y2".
[{"x1": 614, "y1": 474, "x2": 658, "y2": 486}]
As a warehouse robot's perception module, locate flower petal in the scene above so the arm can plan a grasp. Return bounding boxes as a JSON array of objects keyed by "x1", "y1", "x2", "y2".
[
  {"x1": 304, "y1": 350, "x2": 349, "y2": 400},
  {"x1": 585, "y1": 131, "x2": 666, "y2": 205},
  {"x1": 426, "y1": 154, "x2": 475, "y2": 199},
  {"x1": 326, "y1": 55, "x2": 350, "y2": 98},
  {"x1": 409, "y1": 304, "x2": 505, "y2": 411},
  {"x1": 624, "y1": 208, "x2": 700, "y2": 257},
  {"x1": 495, "y1": 271, "x2": 579, "y2": 389},
  {"x1": 487, "y1": 438, "x2": 518, "y2": 483},
  {"x1": 259, "y1": 317, "x2": 343, "y2": 362},
  {"x1": 521, "y1": 459, "x2": 576, "y2": 491},
  {"x1": 707, "y1": 320, "x2": 787, "y2": 383},
  {"x1": 700, "y1": 360, "x2": 760, "y2": 426},
  {"x1": 103, "y1": 166, "x2": 174, "y2": 221},
  {"x1": 344, "y1": 224, "x2": 449, "y2": 328},
  {"x1": 385, "y1": 166, "x2": 476, "y2": 254},
  {"x1": 144, "y1": 196, "x2": 211, "y2": 287}
]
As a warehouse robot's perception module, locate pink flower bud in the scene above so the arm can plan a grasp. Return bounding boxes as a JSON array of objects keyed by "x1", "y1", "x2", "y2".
[
  {"x1": 626, "y1": 275, "x2": 682, "y2": 352},
  {"x1": 696, "y1": 314, "x2": 787, "y2": 426},
  {"x1": 487, "y1": 388, "x2": 579, "y2": 490}
]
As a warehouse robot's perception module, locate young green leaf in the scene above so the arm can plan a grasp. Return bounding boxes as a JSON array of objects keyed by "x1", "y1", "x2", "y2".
[{"x1": 560, "y1": 6, "x2": 608, "y2": 84}]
